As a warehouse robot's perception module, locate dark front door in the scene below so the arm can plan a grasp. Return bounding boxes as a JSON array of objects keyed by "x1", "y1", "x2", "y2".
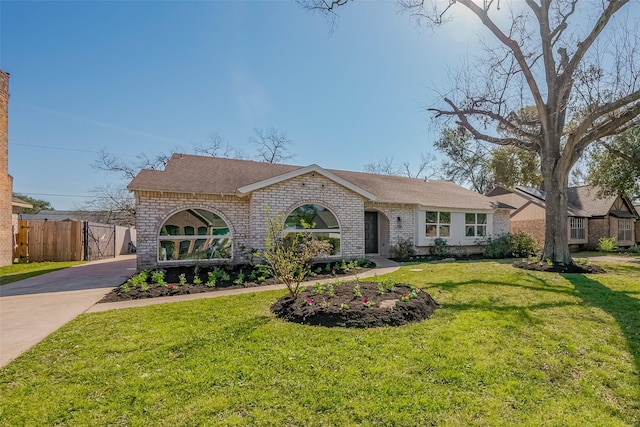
[{"x1": 364, "y1": 212, "x2": 379, "y2": 254}]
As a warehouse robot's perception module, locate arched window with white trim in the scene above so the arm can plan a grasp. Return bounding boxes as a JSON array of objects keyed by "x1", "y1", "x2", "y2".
[
  {"x1": 284, "y1": 204, "x2": 341, "y2": 255},
  {"x1": 158, "y1": 208, "x2": 231, "y2": 261}
]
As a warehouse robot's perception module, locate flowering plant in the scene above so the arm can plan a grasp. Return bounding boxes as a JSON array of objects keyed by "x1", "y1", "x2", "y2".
[
  {"x1": 303, "y1": 298, "x2": 313, "y2": 306},
  {"x1": 401, "y1": 293, "x2": 409, "y2": 302},
  {"x1": 363, "y1": 297, "x2": 375, "y2": 307},
  {"x1": 321, "y1": 299, "x2": 330, "y2": 308},
  {"x1": 169, "y1": 284, "x2": 176, "y2": 290}
]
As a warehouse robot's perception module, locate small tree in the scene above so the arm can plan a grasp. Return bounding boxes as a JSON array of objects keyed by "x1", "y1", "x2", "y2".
[{"x1": 262, "y1": 212, "x2": 332, "y2": 299}]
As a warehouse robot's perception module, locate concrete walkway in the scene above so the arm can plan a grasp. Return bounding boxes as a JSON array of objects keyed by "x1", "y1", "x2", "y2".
[{"x1": 0, "y1": 255, "x2": 137, "y2": 367}]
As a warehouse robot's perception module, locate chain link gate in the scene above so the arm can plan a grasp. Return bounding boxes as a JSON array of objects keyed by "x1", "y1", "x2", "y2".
[{"x1": 83, "y1": 222, "x2": 116, "y2": 261}]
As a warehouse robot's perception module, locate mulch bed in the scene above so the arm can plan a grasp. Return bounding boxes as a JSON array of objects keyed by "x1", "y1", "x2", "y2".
[
  {"x1": 271, "y1": 282, "x2": 439, "y2": 328},
  {"x1": 98, "y1": 263, "x2": 374, "y2": 304},
  {"x1": 513, "y1": 259, "x2": 606, "y2": 274}
]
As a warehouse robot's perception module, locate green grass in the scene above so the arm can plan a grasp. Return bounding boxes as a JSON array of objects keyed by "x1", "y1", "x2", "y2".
[
  {"x1": 0, "y1": 261, "x2": 85, "y2": 286},
  {"x1": 1, "y1": 260, "x2": 639, "y2": 426}
]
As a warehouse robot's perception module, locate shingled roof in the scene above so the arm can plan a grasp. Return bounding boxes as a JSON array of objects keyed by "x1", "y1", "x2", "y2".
[
  {"x1": 129, "y1": 154, "x2": 500, "y2": 210},
  {"x1": 512, "y1": 185, "x2": 639, "y2": 218}
]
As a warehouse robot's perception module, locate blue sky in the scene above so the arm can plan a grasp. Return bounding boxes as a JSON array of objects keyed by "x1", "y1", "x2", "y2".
[{"x1": 2, "y1": 0, "x2": 484, "y2": 210}]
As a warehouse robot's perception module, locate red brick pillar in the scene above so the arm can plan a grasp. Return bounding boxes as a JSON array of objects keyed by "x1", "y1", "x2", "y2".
[{"x1": 0, "y1": 70, "x2": 14, "y2": 266}]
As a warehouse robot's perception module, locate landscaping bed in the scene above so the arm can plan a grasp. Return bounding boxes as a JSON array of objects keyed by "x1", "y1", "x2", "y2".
[
  {"x1": 513, "y1": 258, "x2": 606, "y2": 274},
  {"x1": 99, "y1": 259, "x2": 374, "y2": 303},
  {"x1": 271, "y1": 281, "x2": 439, "y2": 328}
]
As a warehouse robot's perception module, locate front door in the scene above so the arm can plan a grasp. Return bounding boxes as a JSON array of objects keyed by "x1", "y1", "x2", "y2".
[{"x1": 364, "y1": 212, "x2": 379, "y2": 254}]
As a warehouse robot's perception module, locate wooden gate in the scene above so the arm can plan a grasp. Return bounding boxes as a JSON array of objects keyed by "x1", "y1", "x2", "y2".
[
  {"x1": 17, "y1": 220, "x2": 84, "y2": 262},
  {"x1": 83, "y1": 222, "x2": 116, "y2": 261}
]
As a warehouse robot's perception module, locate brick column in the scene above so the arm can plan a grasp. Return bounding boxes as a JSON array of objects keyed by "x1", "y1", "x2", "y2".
[{"x1": 0, "y1": 70, "x2": 14, "y2": 266}]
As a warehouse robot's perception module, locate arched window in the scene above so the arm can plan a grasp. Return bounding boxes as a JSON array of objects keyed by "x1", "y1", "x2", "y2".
[
  {"x1": 284, "y1": 204, "x2": 340, "y2": 255},
  {"x1": 158, "y1": 209, "x2": 231, "y2": 261}
]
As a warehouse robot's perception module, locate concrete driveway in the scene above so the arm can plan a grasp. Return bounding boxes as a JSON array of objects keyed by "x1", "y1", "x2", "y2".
[{"x1": 0, "y1": 255, "x2": 136, "y2": 367}]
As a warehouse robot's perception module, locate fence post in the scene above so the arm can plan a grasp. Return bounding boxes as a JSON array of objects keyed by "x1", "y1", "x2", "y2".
[
  {"x1": 83, "y1": 221, "x2": 89, "y2": 261},
  {"x1": 16, "y1": 220, "x2": 29, "y2": 262}
]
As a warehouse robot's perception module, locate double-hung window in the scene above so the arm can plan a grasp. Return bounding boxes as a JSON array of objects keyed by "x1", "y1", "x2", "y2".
[
  {"x1": 426, "y1": 211, "x2": 451, "y2": 238},
  {"x1": 618, "y1": 218, "x2": 632, "y2": 241},
  {"x1": 570, "y1": 217, "x2": 585, "y2": 239},
  {"x1": 465, "y1": 213, "x2": 487, "y2": 237}
]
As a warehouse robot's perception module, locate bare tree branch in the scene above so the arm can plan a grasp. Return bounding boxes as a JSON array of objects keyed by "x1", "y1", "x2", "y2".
[{"x1": 249, "y1": 127, "x2": 295, "y2": 164}]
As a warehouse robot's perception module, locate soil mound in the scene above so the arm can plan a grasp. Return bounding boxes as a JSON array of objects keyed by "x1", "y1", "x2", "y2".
[
  {"x1": 271, "y1": 282, "x2": 439, "y2": 328},
  {"x1": 513, "y1": 260, "x2": 606, "y2": 274}
]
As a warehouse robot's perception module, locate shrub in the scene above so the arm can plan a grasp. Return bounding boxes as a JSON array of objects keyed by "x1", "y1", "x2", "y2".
[
  {"x1": 390, "y1": 238, "x2": 416, "y2": 260},
  {"x1": 432, "y1": 238, "x2": 450, "y2": 257},
  {"x1": 598, "y1": 236, "x2": 618, "y2": 253},
  {"x1": 510, "y1": 232, "x2": 540, "y2": 258},
  {"x1": 483, "y1": 232, "x2": 540, "y2": 259},
  {"x1": 483, "y1": 234, "x2": 512, "y2": 259},
  {"x1": 261, "y1": 211, "x2": 332, "y2": 299}
]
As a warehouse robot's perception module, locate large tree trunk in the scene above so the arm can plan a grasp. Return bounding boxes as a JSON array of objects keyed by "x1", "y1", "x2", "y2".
[{"x1": 540, "y1": 149, "x2": 572, "y2": 264}]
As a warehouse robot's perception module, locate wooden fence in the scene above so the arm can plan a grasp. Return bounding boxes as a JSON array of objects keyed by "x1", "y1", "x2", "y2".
[{"x1": 16, "y1": 220, "x2": 84, "y2": 262}]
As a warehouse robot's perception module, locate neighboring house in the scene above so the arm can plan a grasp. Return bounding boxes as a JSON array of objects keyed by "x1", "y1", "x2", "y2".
[
  {"x1": 20, "y1": 209, "x2": 133, "y2": 227},
  {"x1": 128, "y1": 154, "x2": 511, "y2": 270},
  {"x1": 487, "y1": 185, "x2": 639, "y2": 249}
]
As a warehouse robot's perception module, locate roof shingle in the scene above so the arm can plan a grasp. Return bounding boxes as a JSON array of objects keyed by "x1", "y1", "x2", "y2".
[{"x1": 129, "y1": 154, "x2": 500, "y2": 210}]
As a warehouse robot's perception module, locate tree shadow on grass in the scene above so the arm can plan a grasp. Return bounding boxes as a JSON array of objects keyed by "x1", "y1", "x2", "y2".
[
  {"x1": 563, "y1": 274, "x2": 640, "y2": 375},
  {"x1": 0, "y1": 268, "x2": 69, "y2": 286},
  {"x1": 425, "y1": 272, "x2": 640, "y2": 376}
]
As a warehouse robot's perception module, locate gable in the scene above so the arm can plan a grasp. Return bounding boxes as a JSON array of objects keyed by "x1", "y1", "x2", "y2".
[{"x1": 236, "y1": 164, "x2": 377, "y2": 201}]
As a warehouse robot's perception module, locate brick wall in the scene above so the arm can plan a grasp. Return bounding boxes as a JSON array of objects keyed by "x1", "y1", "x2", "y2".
[
  {"x1": 0, "y1": 70, "x2": 13, "y2": 266},
  {"x1": 587, "y1": 217, "x2": 609, "y2": 249},
  {"x1": 511, "y1": 219, "x2": 545, "y2": 245},
  {"x1": 134, "y1": 173, "x2": 368, "y2": 270},
  {"x1": 134, "y1": 191, "x2": 250, "y2": 270},
  {"x1": 493, "y1": 209, "x2": 511, "y2": 236},
  {"x1": 365, "y1": 202, "x2": 414, "y2": 255},
  {"x1": 249, "y1": 172, "x2": 365, "y2": 259}
]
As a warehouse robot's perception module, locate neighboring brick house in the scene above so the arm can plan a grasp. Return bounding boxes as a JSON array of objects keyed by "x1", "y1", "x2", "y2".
[
  {"x1": 487, "y1": 185, "x2": 639, "y2": 249},
  {"x1": 129, "y1": 154, "x2": 511, "y2": 270},
  {"x1": 0, "y1": 70, "x2": 14, "y2": 266}
]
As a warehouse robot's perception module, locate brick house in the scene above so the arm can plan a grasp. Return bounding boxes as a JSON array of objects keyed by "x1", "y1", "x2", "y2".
[
  {"x1": 487, "y1": 185, "x2": 639, "y2": 249},
  {"x1": 0, "y1": 70, "x2": 14, "y2": 266},
  {"x1": 129, "y1": 154, "x2": 511, "y2": 270}
]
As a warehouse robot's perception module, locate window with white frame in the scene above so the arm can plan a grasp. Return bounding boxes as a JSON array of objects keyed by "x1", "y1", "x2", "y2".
[
  {"x1": 618, "y1": 218, "x2": 632, "y2": 241},
  {"x1": 425, "y1": 211, "x2": 451, "y2": 238},
  {"x1": 570, "y1": 217, "x2": 585, "y2": 239},
  {"x1": 465, "y1": 213, "x2": 487, "y2": 237},
  {"x1": 284, "y1": 204, "x2": 341, "y2": 255},
  {"x1": 158, "y1": 208, "x2": 231, "y2": 261}
]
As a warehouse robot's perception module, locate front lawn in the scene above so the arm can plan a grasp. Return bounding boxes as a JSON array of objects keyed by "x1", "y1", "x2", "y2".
[
  {"x1": 1, "y1": 260, "x2": 639, "y2": 425},
  {"x1": 0, "y1": 261, "x2": 85, "y2": 286}
]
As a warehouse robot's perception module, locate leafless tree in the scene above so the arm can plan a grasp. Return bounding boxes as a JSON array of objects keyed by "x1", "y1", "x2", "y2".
[
  {"x1": 193, "y1": 132, "x2": 246, "y2": 159},
  {"x1": 90, "y1": 130, "x2": 296, "y2": 222},
  {"x1": 250, "y1": 127, "x2": 295, "y2": 164},
  {"x1": 301, "y1": 0, "x2": 640, "y2": 263},
  {"x1": 364, "y1": 152, "x2": 437, "y2": 179},
  {"x1": 83, "y1": 183, "x2": 137, "y2": 227}
]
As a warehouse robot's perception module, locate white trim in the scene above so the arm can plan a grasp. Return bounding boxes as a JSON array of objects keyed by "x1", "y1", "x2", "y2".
[
  {"x1": 237, "y1": 164, "x2": 377, "y2": 201},
  {"x1": 418, "y1": 205, "x2": 495, "y2": 213}
]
